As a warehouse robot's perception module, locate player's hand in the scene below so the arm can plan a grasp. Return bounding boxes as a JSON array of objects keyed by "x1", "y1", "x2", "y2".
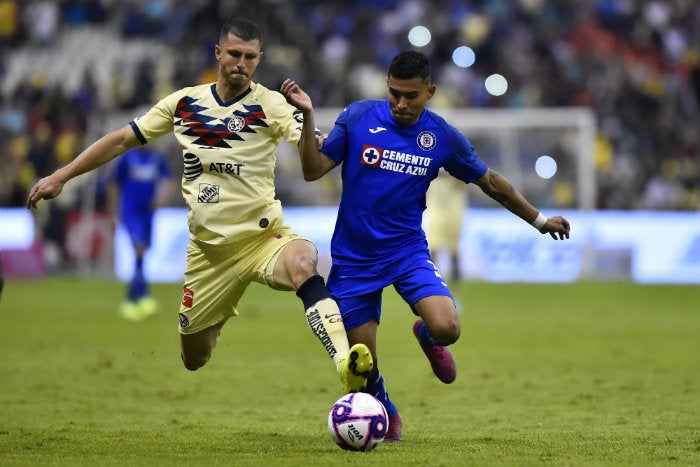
[
  {"x1": 540, "y1": 215, "x2": 570, "y2": 240},
  {"x1": 315, "y1": 131, "x2": 327, "y2": 150},
  {"x1": 280, "y1": 79, "x2": 312, "y2": 112},
  {"x1": 26, "y1": 175, "x2": 65, "y2": 209}
]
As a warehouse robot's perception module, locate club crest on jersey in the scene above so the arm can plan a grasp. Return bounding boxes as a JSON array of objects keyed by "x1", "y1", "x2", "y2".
[
  {"x1": 417, "y1": 131, "x2": 436, "y2": 151},
  {"x1": 361, "y1": 144, "x2": 382, "y2": 167},
  {"x1": 227, "y1": 115, "x2": 246, "y2": 133}
]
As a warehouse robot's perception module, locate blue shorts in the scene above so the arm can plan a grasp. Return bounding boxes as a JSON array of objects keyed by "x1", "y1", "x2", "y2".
[{"x1": 327, "y1": 251, "x2": 453, "y2": 330}]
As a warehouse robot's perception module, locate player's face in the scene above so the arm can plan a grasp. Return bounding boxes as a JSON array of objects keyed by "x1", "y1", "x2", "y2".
[
  {"x1": 386, "y1": 76, "x2": 436, "y2": 126},
  {"x1": 215, "y1": 33, "x2": 262, "y2": 92}
]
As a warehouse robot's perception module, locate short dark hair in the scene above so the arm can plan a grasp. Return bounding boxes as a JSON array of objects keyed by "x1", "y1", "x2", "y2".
[
  {"x1": 220, "y1": 18, "x2": 261, "y2": 45},
  {"x1": 388, "y1": 51, "x2": 431, "y2": 82}
]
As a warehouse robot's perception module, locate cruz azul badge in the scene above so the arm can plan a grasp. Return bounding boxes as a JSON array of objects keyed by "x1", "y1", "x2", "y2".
[{"x1": 417, "y1": 131, "x2": 436, "y2": 151}]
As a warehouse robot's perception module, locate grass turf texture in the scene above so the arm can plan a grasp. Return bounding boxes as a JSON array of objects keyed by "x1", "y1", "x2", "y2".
[{"x1": 0, "y1": 278, "x2": 698, "y2": 466}]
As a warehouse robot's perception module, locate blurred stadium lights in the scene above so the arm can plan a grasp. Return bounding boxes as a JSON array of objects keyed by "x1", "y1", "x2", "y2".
[
  {"x1": 407, "y1": 25, "x2": 431, "y2": 47},
  {"x1": 451, "y1": 46, "x2": 476, "y2": 68},
  {"x1": 485, "y1": 74, "x2": 508, "y2": 96},
  {"x1": 535, "y1": 155, "x2": 558, "y2": 179}
]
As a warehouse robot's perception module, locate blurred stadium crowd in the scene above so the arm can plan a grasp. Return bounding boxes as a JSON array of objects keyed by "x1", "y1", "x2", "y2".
[{"x1": 1, "y1": 0, "x2": 699, "y2": 215}]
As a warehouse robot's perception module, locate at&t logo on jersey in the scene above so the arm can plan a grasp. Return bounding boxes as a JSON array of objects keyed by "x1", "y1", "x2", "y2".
[
  {"x1": 183, "y1": 153, "x2": 204, "y2": 180},
  {"x1": 359, "y1": 144, "x2": 432, "y2": 176}
]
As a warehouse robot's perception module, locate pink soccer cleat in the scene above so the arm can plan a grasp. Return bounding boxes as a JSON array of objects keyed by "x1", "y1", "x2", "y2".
[
  {"x1": 384, "y1": 413, "x2": 402, "y2": 442},
  {"x1": 413, "y1": 320, "x2": 457, "y2": 384}
]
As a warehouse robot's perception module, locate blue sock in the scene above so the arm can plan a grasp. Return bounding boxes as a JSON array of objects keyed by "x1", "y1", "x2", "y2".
[
  {"x1": 367, "y1": 370, "x2": 398, "y2": 418},
  {"x1": 418, "y1": 321, "x2": 440, "y2": 346},
  {"x1": 127, "y1": 258, "x2": 147, "y2": 301}
]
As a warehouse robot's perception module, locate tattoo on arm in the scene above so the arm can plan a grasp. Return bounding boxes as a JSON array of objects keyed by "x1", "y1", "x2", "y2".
[{"x1": 480, "y1": 170, "x2": 509, "y2": 204}]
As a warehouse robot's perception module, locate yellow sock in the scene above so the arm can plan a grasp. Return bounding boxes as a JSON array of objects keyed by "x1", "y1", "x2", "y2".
[{"x1": 305, "y1": 297, "x2": 350, "y2": 369}]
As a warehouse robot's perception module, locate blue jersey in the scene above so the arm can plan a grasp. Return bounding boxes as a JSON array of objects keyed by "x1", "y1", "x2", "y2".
[
  {"x1": 112, "y1": 148, "x2": 172, "y2": 223},
  {"x1": 322, "y1": 100, "x2": 488, "y2": 265}
]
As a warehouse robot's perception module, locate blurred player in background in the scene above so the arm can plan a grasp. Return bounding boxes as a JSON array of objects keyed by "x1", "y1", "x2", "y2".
[
  {"x1": 108, "y1": 145, "x2": 174, "y2": 321},
  {"x1": 26, "y1": 17, "x2": 372, "y2": 395},
  {"x1": 425, "y1": 168, "x2": 468, "y2": 288},
  {"x1": 281, "y1": 50, "x2": 571, "y2": 442}
]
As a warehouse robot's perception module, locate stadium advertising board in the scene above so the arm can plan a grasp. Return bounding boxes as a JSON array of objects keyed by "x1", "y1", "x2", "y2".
[
  {"x1": 110, "y1": 207, "x2": 700, "y2": 285},
  {"x1": 0, "y1": 208, "x2": 696, "y2": 284}
]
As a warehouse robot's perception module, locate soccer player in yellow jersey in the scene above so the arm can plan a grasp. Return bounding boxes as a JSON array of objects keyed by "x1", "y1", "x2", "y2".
[
  {"x1": 26, "y1": 18, "x2": 372, "y2": 394},
  {"x1": 426, "y1": 169, "x2": 468, "y2": 283}
]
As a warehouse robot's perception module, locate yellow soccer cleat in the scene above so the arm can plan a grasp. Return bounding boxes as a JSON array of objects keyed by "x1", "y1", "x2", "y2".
[
  {"x1": 119, "y1": 301, "x2": 142, "y2": 321},
  {"x1": 338, "y1": 343, "x2": 373, "y2": 393},
  {"x1": 137, "y1": 296, "x2": 159, "y2": 319}
]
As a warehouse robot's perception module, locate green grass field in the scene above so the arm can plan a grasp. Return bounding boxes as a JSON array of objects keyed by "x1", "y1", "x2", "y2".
[{"x1": 0, "y1": 278, "x2": 698, "y2": 466}]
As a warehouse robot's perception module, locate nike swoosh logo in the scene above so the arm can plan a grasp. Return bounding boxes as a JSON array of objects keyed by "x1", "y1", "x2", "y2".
[
  {"x1": 324, "y1": 314, "x2": 341, "y2": 319},
  {"x1": 369, "y1": 127, "x2": 387, "y2": 134}
]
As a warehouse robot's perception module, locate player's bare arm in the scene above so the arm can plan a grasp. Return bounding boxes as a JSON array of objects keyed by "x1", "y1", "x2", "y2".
[
  {"x1": 473, "y1": 168, "x2": 570, "y2": 240},
  {"x1": 27, "y1": 125, "x2": 140, "y2": 209},
  {"x1": 280, "y1": 78, "x2": 337, "y2": 181}
]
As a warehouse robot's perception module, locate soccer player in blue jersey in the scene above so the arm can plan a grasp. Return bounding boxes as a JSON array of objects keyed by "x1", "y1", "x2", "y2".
[
  {"x1": 26, "y1": 18, "x2": 372, "y2": 396},
  {"x1": 108, "y1": 146, "x2": 174, "y2": 321},
  {"x1": 281, "y1": 50, "x2": 571, "y2": 442}
]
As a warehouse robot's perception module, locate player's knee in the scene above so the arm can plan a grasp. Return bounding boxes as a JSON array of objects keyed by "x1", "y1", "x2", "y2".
[
  {"x1": 297, "y1": 256, "x2": 318, "y2": 278},
  {"x1": 300, "y1": 241, "x2": 320, "y2": 266},
  {"x1": 284, "y1": 241, "x2": 320, "y2": 285},
  {"x1": 431, "y1": 318, "x2": 460, "y2": 345},
  {"x1": 438, "y1": 329, "x2": 460, "y2": 346},
  {"x1": 180, "y1": 323, "x2": 222, "y2": 371},
  {"x1": 181, "y1": 353, "x2": 209, "y2": 371},
  {"x1": 293, "y1": 254, "x2": 321, "y2": 288}
]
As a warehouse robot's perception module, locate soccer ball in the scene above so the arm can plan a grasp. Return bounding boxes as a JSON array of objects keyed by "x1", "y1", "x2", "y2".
[{"x1": 327, "y1": 392, "x2": 388, "y2": 451}]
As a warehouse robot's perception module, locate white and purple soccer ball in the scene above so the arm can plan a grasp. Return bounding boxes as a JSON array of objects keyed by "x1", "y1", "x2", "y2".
[{"x1": 327, "y1": 392, "x2": 388, "y2": 451}]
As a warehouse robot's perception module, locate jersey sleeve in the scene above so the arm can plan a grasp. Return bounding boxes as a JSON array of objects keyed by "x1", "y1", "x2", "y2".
[
  {"x1": 442, "y1": 128, "x2": 489, "y2": 183},
  {"x1": 266, "y1": 91, "x2": 304, "y2": 147},
  {"x1": 130, "y1": 89, "x2": 185, "y2": 144},
  {"x1": 320, "y1": 105, "x2": 353, "y2": 164}
]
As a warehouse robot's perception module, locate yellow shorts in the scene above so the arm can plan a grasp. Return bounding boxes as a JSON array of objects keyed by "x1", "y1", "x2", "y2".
[{"x1": 178, "y1": 227, "x2": 306, "y2": 334}]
